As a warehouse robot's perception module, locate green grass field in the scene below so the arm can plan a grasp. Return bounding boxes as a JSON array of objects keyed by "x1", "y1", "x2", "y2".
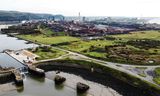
[
  {"x1": 61, "y1": 40, "x2": 114, "y2": 59},
  {"x1": 61, "y1": 40, "x2": 114, "y2": 52},
  {"x1": 17, "y1": 30, "x2": 160, "y2": 65},
  {"x1": 60, "y1": 31, "x2": 160, "y2": 64},
  {"x1": 40, "y1": 28, "x2": 54, "y2": 36},
  {"x1": 39, "y1": 28, "x2": 66, "y2": 36},
  {"x1": 17, "y1": 34, "x2": 80, "y2": 45},
  {"x1": 112, "y1": 30, "x2": 160, "y2": 40},
  {"x1": 33, "y1": 47, "x2": 67, "y2": 60}
]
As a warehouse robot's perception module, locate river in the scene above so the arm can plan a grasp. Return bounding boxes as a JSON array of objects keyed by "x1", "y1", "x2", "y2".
[
  {"x1": 0, "y1": 25, "x2": 154, "y2": 96},
  {"x1": 0, "y1": 34, "x2": 37, "y2": 52}
]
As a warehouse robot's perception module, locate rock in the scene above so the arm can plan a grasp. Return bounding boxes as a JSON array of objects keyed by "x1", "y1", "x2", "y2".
[
  {"x1": 14, "y1": 79, "x2": 23, "y2": 86},
  {"x1": 77, "y1": 82, "x2": 90, "y2": 93},
  {"x1": 54, "y1": 75, "x2": 66, "y2": 85},
  {"x1": 56, "y1": 70, "x2": 60, "y2": 74},
  {"x1": 28, "y1": 66, "x2": 45, "y2": 77}
]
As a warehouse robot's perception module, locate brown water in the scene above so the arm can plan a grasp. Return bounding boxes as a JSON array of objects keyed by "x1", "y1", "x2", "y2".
[
  {"x1": 0, "y1": 72, "x2": 122, "y2": 96},
  {"x1": 0, "y1": 74, "x2": 76, "y2": 96},
  {"x1": 0, "y1": 70, "x2": 154, "y2": 96}
]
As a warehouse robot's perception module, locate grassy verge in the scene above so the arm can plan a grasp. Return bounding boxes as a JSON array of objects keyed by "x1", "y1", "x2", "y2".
[
  {"x1": 153, "y1": 67, "x2": 160, "y2": 85},
  {"x1": 29, "y1": 47, "x2": 67, "y2": 60},
  {"x1": 138, "y1": 73, "x2": 146, "y2": 77},
  {"x1": 39, "y1": 28, "x2": 66, "y2": 36},
  {"x1": 40, "y1": 28, "x2": 54, "y2": 36},
  {"x1": 111, "y1": 30, "x2": 160, "y2": 40},
  {"x1": 17, "y1": 34, "x2": 80, "y2": 45}
]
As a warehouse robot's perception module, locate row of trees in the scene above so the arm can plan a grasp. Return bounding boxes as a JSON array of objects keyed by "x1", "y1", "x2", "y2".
[{"x1": 126, "y1": 39, "x2": 160, "y2": 49}]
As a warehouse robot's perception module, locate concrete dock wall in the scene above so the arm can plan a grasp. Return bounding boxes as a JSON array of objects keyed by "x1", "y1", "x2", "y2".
[
  {"x1": 0, "y1": 72, "x2": 14, "y2": 84},
  {"x1": 28, "y1": 65, "x2": 45, "y2": 77}
]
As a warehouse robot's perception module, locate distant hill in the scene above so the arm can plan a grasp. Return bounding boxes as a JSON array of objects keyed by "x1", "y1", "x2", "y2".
[{"x1": 0, "y1": 10, "x2": 64, "y2": 21}]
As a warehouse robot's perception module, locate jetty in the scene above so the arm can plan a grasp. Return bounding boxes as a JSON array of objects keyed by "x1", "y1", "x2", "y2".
[
  {"x1": 4, "y1": 49, "x2": 45, "y2": 77},
  {"x1": 0, "y1": 67, "x2": 23, "y2": 86}
]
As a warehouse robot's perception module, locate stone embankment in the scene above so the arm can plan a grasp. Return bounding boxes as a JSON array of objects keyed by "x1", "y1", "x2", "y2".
[
  {"x1": 0, "y1": 68, "x2": 23, "y2": 86},
  {"x1": 28, "y1": 65, "x2": 45, "y2": 77},
  {"x1": 0, "y1": 72, "x2": 14, "y2": 84},
  {"x1": 12, "y1": 70, "x2": 23, "y2": 86}
]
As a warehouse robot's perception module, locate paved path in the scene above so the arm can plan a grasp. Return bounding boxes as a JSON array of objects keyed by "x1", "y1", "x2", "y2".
[
  {"x1": 36, "y1": 53, "x2": 71, "y2": 63},
  {"x1": 51, "y1": 46, "x2": 160, "y2": 87}
]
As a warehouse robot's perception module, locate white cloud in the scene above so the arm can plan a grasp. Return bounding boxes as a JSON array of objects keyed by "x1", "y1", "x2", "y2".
[{"x1": 0, "y1": 0, "x2": 160, "y2": 17}]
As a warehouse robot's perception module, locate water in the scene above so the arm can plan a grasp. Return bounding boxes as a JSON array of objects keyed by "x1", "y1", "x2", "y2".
[
  {"x1": 0, "y1": 74, "x2": 76, "y2": 96},
  {"x1": 0, "y1": 24, "x2": 75, "y2": 96},
  {"x1": 0, "y1": 25, "x2": 80, "y2": 96},
  {"x1": 0, "y1": 70, "x2": 153, "y2": 96},
  {"x1": 0, "y1": 24, "x2": 37, "y2": 68},
  {"x1": 0, "y1": 53, "x2": 24, "y2": 69},
  {"x1": 1, "y1": 71, "x2": 115, "y2": 96},
  {"x1": 0, "y1": 25, "x2": 12, "y2": 29},
  {"x1": 0, "y1": 25, "x2": 37, "y2": 52},
  {"x1": 0, "y1": 34, "x2": 37, "y2": 52}
]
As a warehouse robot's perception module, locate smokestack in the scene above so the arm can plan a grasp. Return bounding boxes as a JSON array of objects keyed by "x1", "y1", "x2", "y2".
[{"x1": 79, "y1": 12, "x2": 80, "y2": 17}]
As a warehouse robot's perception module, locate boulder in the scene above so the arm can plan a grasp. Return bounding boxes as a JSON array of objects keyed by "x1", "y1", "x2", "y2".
[
  {"x1": 76, "y1": 82, "x2": 89, "y2": 93},
  {"x1": 54, "y1": 75, "x2": 66, "y2": 84}
]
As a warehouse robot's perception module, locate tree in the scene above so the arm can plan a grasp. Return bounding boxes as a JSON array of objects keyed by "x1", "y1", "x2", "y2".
[
  {"x1": 41, "y1": 45, "x2": 52, "y2": 52},
  {"x1": 89, "y1": 45, "x2": 95, "y2": 52}
]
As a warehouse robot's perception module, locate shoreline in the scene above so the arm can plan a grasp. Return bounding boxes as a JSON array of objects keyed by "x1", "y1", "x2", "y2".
[
  {"x1": 36, "y1": 59, "x2": 160, "y2": 96},
  {"x1": 0, "y1": 57, "x2": 160, "y2": 96}
]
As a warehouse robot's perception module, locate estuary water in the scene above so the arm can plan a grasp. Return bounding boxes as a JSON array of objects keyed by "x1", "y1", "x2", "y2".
[
  {"x1": 0, "y1": 53, "x2": 24, "y2": 69},
  {"x1": 0, "y1": 34, "x2": 36, "y2": 52}
]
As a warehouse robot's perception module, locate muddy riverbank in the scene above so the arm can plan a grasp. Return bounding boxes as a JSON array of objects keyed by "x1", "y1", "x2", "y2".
[{"x1": 36, "y1": 59, "x2": 159, "y2": 96}]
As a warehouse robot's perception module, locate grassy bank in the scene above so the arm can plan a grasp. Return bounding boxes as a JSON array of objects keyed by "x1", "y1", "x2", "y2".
[
  {"x1": 30, "y1": 47, "x2": 67, "y2": 60},
  {"x1": 17, "y1": 34, "x2": 80, "y2": 45},
  {"x1": 153, "y1": 67, "x2": 160, "y2": 85}
]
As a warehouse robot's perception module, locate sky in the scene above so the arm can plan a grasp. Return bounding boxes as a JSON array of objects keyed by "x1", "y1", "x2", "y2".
[{"x1": 0, "y1": 0, "x2": 160, "y2": 17}]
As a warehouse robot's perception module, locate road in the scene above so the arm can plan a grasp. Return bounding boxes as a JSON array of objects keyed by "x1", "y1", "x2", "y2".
[{"x1": 52, "y1": 46, "x2": 160, "y2": 86}]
